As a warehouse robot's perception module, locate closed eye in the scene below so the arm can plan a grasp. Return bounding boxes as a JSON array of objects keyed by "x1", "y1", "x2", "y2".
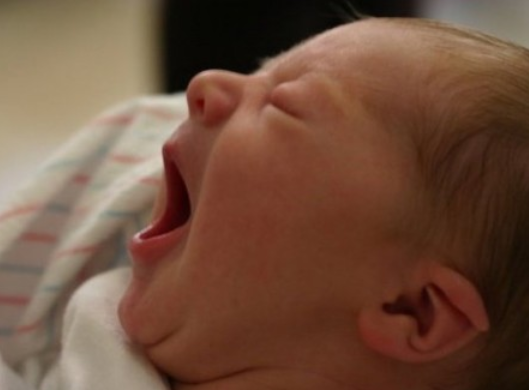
[
  {"x1": 263, "y1": 97, "x2": 306, "y2": 131},
  {"x1": 268, "y1": 85, "x2": 302, "y2": 119}
]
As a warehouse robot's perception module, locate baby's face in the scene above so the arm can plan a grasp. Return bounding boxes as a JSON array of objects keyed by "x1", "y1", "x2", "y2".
[{"x1": 119, "y1": 20, "x2": 426, "y2": 383}]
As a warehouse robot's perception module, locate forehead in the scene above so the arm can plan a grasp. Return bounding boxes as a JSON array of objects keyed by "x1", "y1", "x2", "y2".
[
  {"x1": 260, "y1": 20, "x2": 433, "y2": 106},
  {"x1": 262, "y1": 21, "x2": 424, "y2": 74},
  {"x1": 264, "y1": 21, "x2": 438, "y2": 130}
]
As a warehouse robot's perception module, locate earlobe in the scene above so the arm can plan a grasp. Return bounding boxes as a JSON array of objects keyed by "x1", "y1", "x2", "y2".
[{"x1": 357, "y1": 262, "x2": 489, "y2": 363}]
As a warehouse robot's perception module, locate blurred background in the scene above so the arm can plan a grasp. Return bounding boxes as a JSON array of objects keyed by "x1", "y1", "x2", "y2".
[{"x1": 1, "y1": 0, "x2": 529, "y2": 203}]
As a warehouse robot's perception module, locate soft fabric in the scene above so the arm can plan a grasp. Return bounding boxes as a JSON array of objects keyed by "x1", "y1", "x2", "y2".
[
  {"x1": 41, "y1": 268, "x2": 169, "y2": 390},
  {"x1": 0, "y1": 94, "x2": 187, "y2": 389}
]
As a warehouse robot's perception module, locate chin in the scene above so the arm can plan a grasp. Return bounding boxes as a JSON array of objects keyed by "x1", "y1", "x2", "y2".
[{"x1": 117, "y1": 279, "x2": 153, "y2": 346}]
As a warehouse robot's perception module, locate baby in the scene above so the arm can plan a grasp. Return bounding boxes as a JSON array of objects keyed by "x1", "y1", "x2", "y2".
[
  {"x1": 117, "y1": 17, "x2": 529, "y2": 390},
  {"x1": 1, "y1": 16, "x2": 528, "y2": 390}
]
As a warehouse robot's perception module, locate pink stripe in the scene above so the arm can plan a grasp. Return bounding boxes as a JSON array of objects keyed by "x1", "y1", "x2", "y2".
[
  {"x1": 74, "y1": 205, "x2": 92, "y2": 217},
  {"x1": 93, "y1": 106, "x2": 179, "y2": 128},
  {"x1": 0, "y1": 295, "x2": 30, "y2": 306},
  {"x1": 71, "y1": 174, "x2": 91, "y2": 184},
  {"x1": 93, "y1": 113, "x2": 135, "y2": 127},
  {"x1": 143, "y1": 106, "x2": 179, "y2": 121},
  {"x1": 15, "y1": 321, "x2": 41, "y2": 334},
  {"x1": 0, "y1": 204, "x2": 42, "y2": 222},
  {"x1": 55, "y1": 245, "x2": 99, "y2": 258},
  {"x1": 20, "y1": 232, "x2": 57, "y2": 244},
  {"x1": 139, "y1": 177, "x2": 162, "y2": 186},
  {"x1": 110, "y1": 153, "x2": 145, "y2": 164}
]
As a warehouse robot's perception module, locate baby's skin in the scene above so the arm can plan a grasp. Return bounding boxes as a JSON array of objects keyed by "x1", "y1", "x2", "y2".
[{"x1": 119, "y1": 18, "x2": 489, "y2": 390}]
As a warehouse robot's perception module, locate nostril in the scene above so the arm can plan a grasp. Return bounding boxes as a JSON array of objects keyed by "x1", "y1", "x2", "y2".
[
  {"x1": 199, "y1": 89, "x2": 236, "y2": 126},
  {"x1": 187, "y1": 70, "x2": 244, "y2": 126},
  {"x1": 195, "y1": 97, "x2": 205, "y2": 115}
]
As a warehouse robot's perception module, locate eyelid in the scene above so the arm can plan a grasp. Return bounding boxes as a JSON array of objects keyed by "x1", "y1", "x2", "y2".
[{"x1": 268, "y1": 83, "x2": 302, "y2": 118}]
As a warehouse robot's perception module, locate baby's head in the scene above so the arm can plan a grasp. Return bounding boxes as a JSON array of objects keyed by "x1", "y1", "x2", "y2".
[{"x1": 118, "y1": 18, "x2": 529, "y2": 390}]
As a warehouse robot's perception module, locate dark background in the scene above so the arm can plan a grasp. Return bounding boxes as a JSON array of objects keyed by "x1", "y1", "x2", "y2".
[{"x1": 160, "y1": 0, "x2": 417, "y2": 92}]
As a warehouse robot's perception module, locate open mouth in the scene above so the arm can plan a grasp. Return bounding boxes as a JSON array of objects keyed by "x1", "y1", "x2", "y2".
[{"x1": 139, "y1": 156, "x2": 191, "y2": 240}]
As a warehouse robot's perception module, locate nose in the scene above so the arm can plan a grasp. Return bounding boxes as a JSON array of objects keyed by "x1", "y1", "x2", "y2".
[{"x1": 186, "y1": 70, "x2": 246, "y2": 126}]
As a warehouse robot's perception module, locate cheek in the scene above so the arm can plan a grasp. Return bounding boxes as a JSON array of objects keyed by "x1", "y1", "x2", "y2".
[{"x1": 192, "y1": 153, "x2": 304, "y2": 246}]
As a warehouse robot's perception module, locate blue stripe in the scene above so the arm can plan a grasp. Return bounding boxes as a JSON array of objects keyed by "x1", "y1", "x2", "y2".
[
  {"x1": 0, "y1": 327, "x2": 13, "y2": 337},
  {"x1": 100, "y1": 210, "x2": 146, "y2": 227},
  {"x1": 45, "y1": 302, "x2": 60, "y2": 348},
  {"x1": 101, "y1": 210, "x2": 137, "y2": 219},
  {"x1": 47, "y1": 202, "x2": 72, "y2": 214},
  {"x1": 0, "y1": 263, "x2": 44, "y2": 275},
  {"x1": 39, "y1": 285, "x2": 63, "y2": 293},
  {"x1": 117, "y1": 233, "x2": 131, "y2": 268},
  {"x1": 42, "y1": 146, "x2": 111, "y2": 171},
  {"x1": 41, "y1": 158, "x2": 84, "y2": 170}
]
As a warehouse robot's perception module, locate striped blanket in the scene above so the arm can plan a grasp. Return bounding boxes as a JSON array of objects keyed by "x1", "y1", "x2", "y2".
[{"x1": 0, "y1": 94, "x2": 186, "y2": 389}]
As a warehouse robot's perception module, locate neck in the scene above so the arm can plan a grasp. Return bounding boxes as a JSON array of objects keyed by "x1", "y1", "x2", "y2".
[{"x1": 173, "y1": 367, "x2": 358, "y2": 390}]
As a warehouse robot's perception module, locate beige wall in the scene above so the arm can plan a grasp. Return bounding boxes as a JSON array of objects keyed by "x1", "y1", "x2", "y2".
[{"x1": 0, "y1": 0, "x2": 158, "y2": 203}]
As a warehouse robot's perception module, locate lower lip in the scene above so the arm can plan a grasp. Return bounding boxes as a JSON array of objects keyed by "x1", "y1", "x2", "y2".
[{"x1": 128, "y1": 223, "x2": 188, "y2": 267}]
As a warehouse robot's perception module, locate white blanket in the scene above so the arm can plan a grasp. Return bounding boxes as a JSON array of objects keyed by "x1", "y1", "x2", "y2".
[
  {"x1": 0, "y1": 94, "x2": 187, "y2": 389},
  {"x1": 41, "y1": 268, "x2": 169, "y2": 390}
]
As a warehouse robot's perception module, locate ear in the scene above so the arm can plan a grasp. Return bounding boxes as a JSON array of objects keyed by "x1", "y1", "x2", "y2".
[{"x1": 357, "y1": 262, "x2": 489, "y2": 363}]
